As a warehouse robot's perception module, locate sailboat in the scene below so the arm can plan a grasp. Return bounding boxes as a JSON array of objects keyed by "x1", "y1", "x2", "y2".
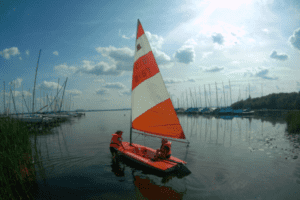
[{"x1": 110, "y1": 19, "x2": 189, "y2": 173}]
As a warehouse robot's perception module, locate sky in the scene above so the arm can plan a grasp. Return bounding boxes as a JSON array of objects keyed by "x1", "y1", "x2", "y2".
[{"x1": 0, "y1": 0, "x2": 300, "y2": 112}]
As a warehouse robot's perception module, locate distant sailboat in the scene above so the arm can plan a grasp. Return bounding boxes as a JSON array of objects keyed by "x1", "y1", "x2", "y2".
[{"x1": 110, "y1": 19, "x2": 190, "y2": 173}]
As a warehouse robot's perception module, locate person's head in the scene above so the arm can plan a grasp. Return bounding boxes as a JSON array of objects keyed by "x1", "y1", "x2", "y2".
[
  {"x1": 116, "y1": 130, "x2": 123, "y2": 135},
  {"x1": 162, "y1": 138, "x2": 168, "y2": 144}
]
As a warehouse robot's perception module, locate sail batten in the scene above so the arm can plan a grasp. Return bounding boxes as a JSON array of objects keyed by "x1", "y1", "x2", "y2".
[{"x1": 132, "y1": 20, "x2": 185, "y2": 140}]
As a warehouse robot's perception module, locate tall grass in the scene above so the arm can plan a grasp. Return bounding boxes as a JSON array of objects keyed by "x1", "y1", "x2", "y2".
[
  {"x1": 0, "y1": 116, "x2": 38, "y2": 199},
  {"x1": 285, "y1": 111, "x2": 300, "y2": 134}
]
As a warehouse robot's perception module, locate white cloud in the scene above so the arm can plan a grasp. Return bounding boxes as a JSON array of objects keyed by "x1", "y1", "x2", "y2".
[
  {"x1": 202, "y1": 52, "x2": 213, "y2": 58},
  {"x1": 145, "y1": 31, "x2": 164, "y2": 49},
  {"x1": 118, "y1": 89, "x2": 131, "y2": 96},
  {"x1": 262, "y1": 28, "x2": 269, "y2": 34},
  {"x1": 38, "y1": 81, "x2": 63, "y2": 90},
  {"x1": 269, "y1": 50, "x2": 288, "y2": 61},
  {"x1": 164, "y1": 78, "x2": 198, "y2": 84},
  {"x1": 22, "y1": 91, "x2": 32, "y2": 97},
  {"x1": 54, "y1": 64, "x2": 78, "y2": 76},
  {"x1": 66, "y1": 89, "x2": 82, "y2": 96},
  {"x1": 204, "y1": 66, "x2": 224, "y2": 72},
  {"x1": 197, "y1": 22, "x2": 247, "y2": 48},
  {"x1": 119, "y1": 30, "x2": 130, "y2": 39},
  {"x1": 289, "y1": 27, "x2": 300, "y2": 51},
  {"x1": 103, "y1": 82, "x2": 126, "y2": 90},
  {"x1": 184, "y1": 38, "x2": 198, "y2": 46},
  {"x1": 96, "y1": 88, "x2": 109, "y2": 95},
  {"x1": 53, "y1": 51, "x2": 59, "y2": 56},
  {"x1": 96, "y1": 46, "x2": 134, "y2": 71},
  {"x1": 94, "y1": 79, "x2": 105, "y2": 83},
  {"x1": 145, "y1": 31, "x2": 174, "y2": 67},
  {"x1": 174, "y1": 45, "x2": 195, "y2": 64},
  {"x1": 212, "y1": 33, "x2": 224, "y2": 45},
  {"x1": 77, "y1": 60, "x2": 123, "y2": 76},
  {"x1": 9, "y1": 78, "x2": 23, "y2": 88},
  {"x1": 0, "y1": 47, "x2": 20, "y2": 59},
  {"x1": 231, "y1": 60, "x2": 240, "y2": 65},
  {"x1": 152, "y1": 48, "x2": 172, "y2": 66},
  {"x1": 26, "y1": 50, "x2": 30, "y2": 56},
  {"x1": 122, "y1": 35, "x2": 130, "y2": 39},
  {"x1": 254, "y1": 68, "x2": 278, "y2": 80},
  {"x1": 230, "y1": 66, "x2": 278, "y2": 80},
  {"x1": 96, "y1": 32, "x2": 173, "y2": 70}
]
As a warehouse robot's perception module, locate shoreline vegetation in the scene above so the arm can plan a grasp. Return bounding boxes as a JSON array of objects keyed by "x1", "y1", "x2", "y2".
[
  {"x1": 285, "y1": 111, "x2": 300, "y2": 134},
  {"x1": 231, "y1": 92, "x2": 300, "y2": 135},
  {"x1": 0, "y1": 116, "x2": 56, "y2": 199},
  {"x1": 0, "y1": 116, "x2": 37, "y2": 199}
]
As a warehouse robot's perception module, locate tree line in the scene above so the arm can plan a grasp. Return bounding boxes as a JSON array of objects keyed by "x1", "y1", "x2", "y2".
[{"x1": 231, "y1": 92, "x2": 300, "y2": 110}]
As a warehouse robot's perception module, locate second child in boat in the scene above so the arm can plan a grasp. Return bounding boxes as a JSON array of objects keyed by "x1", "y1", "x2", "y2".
[{"x1": 152, "y1": 138, "x2": 172, "y2": 161}]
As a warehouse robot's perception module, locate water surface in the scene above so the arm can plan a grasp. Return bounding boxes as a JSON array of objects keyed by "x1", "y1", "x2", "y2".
[{"x1": 30, "y1": 111, "x2": 300, "y2": 200}]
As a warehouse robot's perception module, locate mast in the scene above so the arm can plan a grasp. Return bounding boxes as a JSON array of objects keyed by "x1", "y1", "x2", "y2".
[
  {"x1": 189, "y1": 88, "x2": 194, "y2": 107},
  {"x1": 186, "y1": 90, "x2": 188, "y2": 108},
  {"x1": 10, "y1": 86, "x2": 18, "y2": 117},
  {"x1": 47, "y1": 81, "x2": 66, "y2": 112},
  {"x1": 249, "y1": 83, "x2": 250, "y2": 98},
  {"x1": 47, "y1": 95, "x2": 49, "y2": 112},
  {"x1": 59, "y1": 77, "x2": 68, "y2": 112},
  {"x1": 239, "y1": 85, "x2": 241, "y2": 102},
  {"x1": 22, "y1": 90, "x2": 30, "y2": 113},
  {"x1": 215, "y1": 82, "x2": 218, "y2": 108},
  {"x1": 199, "y1": 86, "x2": 202, "y2": 108},
  {"x1": 32, "y1": 49, "x2": 42, "y2": 114},
  {"x1": 194, "y1": 87, "x2": 197, "y2": 108},
  {"x1": 222, "y1": 82, "x2": 226, "y2": 107},
  {"x1": 209, "y1": 84, "x2": 212, "y2": 108},
  {"x1": 22, "y1": 85, "x2": 23, "y2": 115},
  {"x1": 204, "y1": 85, "x2": 207, "y2": 108},
  {"x1": 229, "y1": 80, "x2": 232, "y2": 106},
  {"x1": 14, "y1": 82, "x2": 16, "y2": 114},
  {"x1": 40, "y1": 88, "x2": 41, "y2": 112},
  {"x1": 28, "y1": 89, "x2": 30, "y2": 113},
  {"x1": 3, "y1": 81, "x2": 5, "y2": 115},
  {"x1": 9, "y1": 85, "x2": 11, "y2": 115}
]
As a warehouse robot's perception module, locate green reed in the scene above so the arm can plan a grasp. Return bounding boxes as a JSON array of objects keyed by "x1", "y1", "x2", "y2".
[
  {"x1": 285, "y1": 111, "x2": 300, "y2": 134},
  {"x1": 0, "y1": 116, "x2": 38, "y2": 199}
]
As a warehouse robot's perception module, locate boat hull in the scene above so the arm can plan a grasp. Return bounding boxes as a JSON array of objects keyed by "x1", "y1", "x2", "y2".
[{"x1": 111, "y1": 141, "x2": 186, "y2": 173}]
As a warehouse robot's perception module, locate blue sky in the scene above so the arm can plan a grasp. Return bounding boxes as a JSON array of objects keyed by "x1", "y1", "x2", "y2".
[{"x1": 0, "y1": 0, "x2": 300, "y2": 112}]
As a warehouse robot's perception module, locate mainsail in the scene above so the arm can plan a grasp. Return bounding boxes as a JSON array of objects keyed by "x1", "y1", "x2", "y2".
[{"x1": 131, "y1": 20, "x2": 185, "y2": 140}]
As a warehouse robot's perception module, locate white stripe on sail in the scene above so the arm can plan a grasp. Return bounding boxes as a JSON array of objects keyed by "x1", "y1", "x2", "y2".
[
  {"x1": 132, "y1": 72, "x2": 170, "y2": 122},
  {"x1": 134, "y1": 34, "x2": 152, "y2": 63}
]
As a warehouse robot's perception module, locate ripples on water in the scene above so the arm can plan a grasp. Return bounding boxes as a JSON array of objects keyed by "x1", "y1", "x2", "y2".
[{"x1": 30, "y1": 111, "x2": 300, "y2": 200}]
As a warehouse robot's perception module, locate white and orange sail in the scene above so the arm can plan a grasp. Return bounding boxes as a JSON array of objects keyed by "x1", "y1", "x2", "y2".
[{"x1": 131, "y1": 19, "x2": 185, "y2": 140}]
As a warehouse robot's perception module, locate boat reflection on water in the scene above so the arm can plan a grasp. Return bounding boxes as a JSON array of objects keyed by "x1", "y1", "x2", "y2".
[
  {"x1": 111, "y1": 155, "x2": 189, "y2": 199},
  {"x1": 133, "y1": 173, "x2": 184, "y2": 200}
]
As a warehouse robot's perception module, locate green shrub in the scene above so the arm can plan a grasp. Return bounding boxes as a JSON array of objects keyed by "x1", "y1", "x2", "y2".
[{"x1": 285, "y1": 111, "x2": 300, "y2": 134}]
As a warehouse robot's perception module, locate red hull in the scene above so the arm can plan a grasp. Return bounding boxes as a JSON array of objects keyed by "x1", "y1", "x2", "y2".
[{"x1": 113, "y1": 141, "x2": 186, "y2": 173}]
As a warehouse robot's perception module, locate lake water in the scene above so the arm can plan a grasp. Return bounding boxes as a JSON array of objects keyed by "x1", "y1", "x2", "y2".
[{"x1": 30, "y1": 111, "x2": 300, "y2": 200}]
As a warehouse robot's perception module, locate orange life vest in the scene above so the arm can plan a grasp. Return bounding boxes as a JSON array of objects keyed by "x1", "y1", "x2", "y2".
[
  {"x1": 110, "y1": 134, "x2": 122, "y2": 149},
  {"x1": 160, "y1": 141, "x2": 171, "y2": 158}
]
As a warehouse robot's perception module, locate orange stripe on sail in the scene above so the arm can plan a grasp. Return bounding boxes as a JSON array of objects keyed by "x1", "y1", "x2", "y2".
[
  {"x1": 136, "y1": 21, "x2": 145, "y2": 40},
  {"x1": 132, "y1": 52, "x2": 160, "y2": 90},
  {"x1": 132, "y1": 98, "x2": 186, "y2": 139}
]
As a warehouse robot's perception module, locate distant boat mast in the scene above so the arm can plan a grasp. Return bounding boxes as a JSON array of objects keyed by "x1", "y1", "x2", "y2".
[{"x1": 32, "y1": 49, "x2": 42, "y2": 114}]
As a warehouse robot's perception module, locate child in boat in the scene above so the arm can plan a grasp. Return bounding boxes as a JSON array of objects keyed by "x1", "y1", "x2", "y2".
[
  {"x1": 152, "y1": 138, "x2": 172, "y2": 161},
  {"x1": 110, "y1": 130, "x2": 125, "y2": 154}
]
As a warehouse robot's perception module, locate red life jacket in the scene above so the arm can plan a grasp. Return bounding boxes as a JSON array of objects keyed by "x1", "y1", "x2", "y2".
[
  {"x1": 110, "y1": 134, "x2": 122, "y2": 149},
  {"x1": 160, "y1": 141, "x2": 171, "y2": 158}
]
